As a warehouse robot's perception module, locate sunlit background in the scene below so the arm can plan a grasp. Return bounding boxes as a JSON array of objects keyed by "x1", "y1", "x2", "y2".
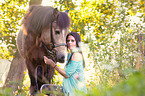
[{"x1": 0, "y1": 0, "x2": 145, "y2": 95}]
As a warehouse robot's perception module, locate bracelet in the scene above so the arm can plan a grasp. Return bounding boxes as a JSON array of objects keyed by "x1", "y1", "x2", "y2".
[{"x1": 53, "y1": 65, "x2": 57, "y2": 68}]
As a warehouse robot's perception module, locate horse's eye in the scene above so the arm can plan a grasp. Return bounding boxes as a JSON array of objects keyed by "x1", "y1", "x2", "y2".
[{"x1": 55, "y1": 31, "x2": 60, "y2": 34}]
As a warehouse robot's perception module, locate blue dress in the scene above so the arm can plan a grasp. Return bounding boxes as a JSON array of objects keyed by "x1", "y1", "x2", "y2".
[{"x1": 63, "y1": 53, "x2": 87, "y2": 96}]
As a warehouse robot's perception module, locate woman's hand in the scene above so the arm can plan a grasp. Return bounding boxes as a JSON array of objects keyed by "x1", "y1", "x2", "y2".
[
  {"x1": 44, "y1": 56, "x2": 68, "y2": 78},
  {"x1": 74, "y1": 72, "x2": 80, "y2": 80},
  {"x1": 44, "y1": 56, "x2": 55, "y2": 67}
]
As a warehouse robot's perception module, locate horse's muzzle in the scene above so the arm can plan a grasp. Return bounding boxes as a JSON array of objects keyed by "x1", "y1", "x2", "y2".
[
  {"x1": 57, "y1": 55, "x2": 65, "y2": 63},
  {"x1": 53, "y1": 50, "x2": 65, "y2": 63}
]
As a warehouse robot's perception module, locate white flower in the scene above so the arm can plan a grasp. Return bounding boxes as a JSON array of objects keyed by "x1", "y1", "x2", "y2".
[{"x1": 78, "y1": 82, "x2": 84, "y2": 89}]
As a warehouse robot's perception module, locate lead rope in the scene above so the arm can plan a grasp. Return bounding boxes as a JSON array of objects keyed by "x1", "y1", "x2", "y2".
[{"x1": 47, "y1": 17, "x2": 55, "y2": 84}]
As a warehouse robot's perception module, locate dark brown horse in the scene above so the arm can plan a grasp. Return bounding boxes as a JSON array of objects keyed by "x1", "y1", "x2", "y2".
[{"x1": 16, "y1": 5, "x2": 70, "y2": 95}]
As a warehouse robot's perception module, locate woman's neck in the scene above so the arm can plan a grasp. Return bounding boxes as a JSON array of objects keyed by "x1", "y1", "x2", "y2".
[{"x1": 70, "y1": 47, "x2": 81, "y2": 53}]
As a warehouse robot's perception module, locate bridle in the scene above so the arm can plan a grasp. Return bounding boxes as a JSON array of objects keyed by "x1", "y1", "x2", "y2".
[
  {"x1": 50, "y1": 18, "x2": 67, "y2": 50},
  {"x1": 39, "y1": 15, "x2": 67, "y2": 83},
  {"x1": 40, "y1": 16, "x2": 67, "y2": 61}
]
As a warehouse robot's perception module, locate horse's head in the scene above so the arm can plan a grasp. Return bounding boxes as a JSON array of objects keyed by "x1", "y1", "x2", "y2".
[{"x1": 39, "y1": 8, "x2": 71, "y2": 63}]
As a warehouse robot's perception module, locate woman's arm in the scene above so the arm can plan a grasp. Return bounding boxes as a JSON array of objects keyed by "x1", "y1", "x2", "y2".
[
  {"x1": 44, "y1": 56, "x2": 69, "y2": 78},
  {"x1": 54, "y1": 65, "x2": 68, "y2": 78}
]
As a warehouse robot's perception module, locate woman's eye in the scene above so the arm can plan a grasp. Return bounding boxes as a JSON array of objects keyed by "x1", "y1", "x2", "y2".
[
  {"x1": 67, "y1": 40, "x2": 75, "y2": 42},
  {"x1": 55, "y1": 31, "x2": 60, "y2": 34}
]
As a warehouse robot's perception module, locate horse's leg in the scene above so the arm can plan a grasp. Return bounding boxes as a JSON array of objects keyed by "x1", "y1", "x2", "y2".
[
  {"x1": 43, "y1": 65, "x2": 52, "y2": 84},
  {"x1": 35, "y1": 65, "x2": 44, "y2": 90},
  {"x1": 25, "y1": 58, "x2": 38, "y2": 95}
]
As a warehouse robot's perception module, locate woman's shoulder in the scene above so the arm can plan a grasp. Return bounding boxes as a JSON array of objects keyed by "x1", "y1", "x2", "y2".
[{"x1": 71, "y1": 52, "x2": 83, "y2": 62}]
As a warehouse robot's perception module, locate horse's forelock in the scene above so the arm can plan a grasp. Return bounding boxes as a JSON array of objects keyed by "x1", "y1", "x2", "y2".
[
  {"x1": 24, "y1": 6, "x2": 55, "y2": 34},
  {"x1": 57, "y1": 12, "x2": 71, "y2": 30},
  {"x1": 24, "y1": 6, "x2": 70, "y2": 35}
]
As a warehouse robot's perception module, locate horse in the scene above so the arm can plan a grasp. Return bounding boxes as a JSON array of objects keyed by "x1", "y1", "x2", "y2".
[{"x1": 16, "y1": 5, "x2": 71, "y2": 95}]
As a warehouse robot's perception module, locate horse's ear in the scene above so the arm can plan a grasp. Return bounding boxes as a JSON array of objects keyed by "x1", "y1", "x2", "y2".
[
  {"x1": 65, "y1": 10, "x2": 69, "y2": 15},
  {"x1": 53, "y1": 8, "x2": 58, "y2": 20}
]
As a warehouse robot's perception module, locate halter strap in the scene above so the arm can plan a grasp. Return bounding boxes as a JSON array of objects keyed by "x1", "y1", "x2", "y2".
[
  {"x1": 40, "y1": 41, "x2": 54, "y2": 55},
  {"x1": 50, "y1": 18, "x2": 55, "y2": 49},
  {"x1": 54, "y1": 43, "x2": 67, "y2": 47},
  {"x1": 50, "y1": 17, "x2": 66, "y2": 49}
]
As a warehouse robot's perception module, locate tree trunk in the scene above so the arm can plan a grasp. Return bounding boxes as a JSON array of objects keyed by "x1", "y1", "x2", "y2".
[
  {"x1": 136, "y1": 34, "x2": 144, "y2": 70},
  {"x1": 29, "y1": 0, "x2": 42, "y2": 6},
  {"x1": 4, "y1": 51, "x2": 26, "y2": 91}
]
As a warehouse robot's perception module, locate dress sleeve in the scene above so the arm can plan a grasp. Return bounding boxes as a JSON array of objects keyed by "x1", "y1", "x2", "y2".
[{"x1": 65, "y1": 60, "x2": 81, "y2": 77}]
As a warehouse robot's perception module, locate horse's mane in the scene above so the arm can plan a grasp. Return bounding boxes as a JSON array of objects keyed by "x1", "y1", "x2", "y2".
[{"x1": 23, "y1": 5, "x2": 70, "y2": 35}]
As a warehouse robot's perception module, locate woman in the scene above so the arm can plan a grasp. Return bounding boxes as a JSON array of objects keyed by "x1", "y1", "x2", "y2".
[{"x1": 44, "y1": 32, "x2": 87, "y2": 96}]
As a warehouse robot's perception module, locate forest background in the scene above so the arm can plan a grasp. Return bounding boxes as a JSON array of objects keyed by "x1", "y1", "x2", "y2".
[{"x1": 0, "y1": 0, "x2": 145, "y2": 95}]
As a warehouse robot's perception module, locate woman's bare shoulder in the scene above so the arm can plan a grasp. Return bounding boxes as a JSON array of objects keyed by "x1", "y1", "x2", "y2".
[{"x1": 71, "y1": 53, "x2": 82, "y2": 61}]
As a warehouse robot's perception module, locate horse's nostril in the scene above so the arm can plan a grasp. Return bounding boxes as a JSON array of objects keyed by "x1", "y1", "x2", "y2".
[
  {"x1": 58, "y1": 55, "x2": 65, "y2": 63},
  {"x1": 61, "y1": 56, "x2": 65, "y2": 60}
]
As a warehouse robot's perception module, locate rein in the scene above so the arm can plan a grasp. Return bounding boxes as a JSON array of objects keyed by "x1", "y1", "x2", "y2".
[
  {"x1": 40, "y1": 17, "x2": 67, "y2": 60},
  {"x1": 39, "y1": 16, "x2": 66, "y2": 83}
]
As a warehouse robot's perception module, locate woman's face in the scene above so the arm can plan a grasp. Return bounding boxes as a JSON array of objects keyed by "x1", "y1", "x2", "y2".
[{"x1": 66, "y1": 35, "x2": 77, "y2": 50}]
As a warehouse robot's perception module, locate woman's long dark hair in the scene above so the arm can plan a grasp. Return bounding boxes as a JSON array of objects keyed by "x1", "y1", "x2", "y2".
[{"x1": 66, "y1": 32, "x2": 85, "y2": 67}]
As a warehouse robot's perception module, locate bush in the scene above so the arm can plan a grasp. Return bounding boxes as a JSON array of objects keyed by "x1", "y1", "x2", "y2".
[{"x1": 76, "y1": 71, "x2": 145, "y2": 96}]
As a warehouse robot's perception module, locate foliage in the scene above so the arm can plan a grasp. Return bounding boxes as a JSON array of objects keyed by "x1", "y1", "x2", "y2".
[
  {"x1": 0, "y1": 0, "x2": 28, "y2": 60},
  {"x1": 54, "y1": 0, "x2": 145, "y2": 87},
  {"x1": 1, "y1": 70, "x2": 145, "y2": 96},
  {"x1": 0, "y1": 85, "x2": 29, "y2": 96},
  {"x1": 0, "y1": 0, "x2": 145, "y2": 95},
  {"x1": 75, "y1": 70, "x2": 145, "y2": 96},
  {"x1": 0, "y1": 87, "x2": 13, "y2": 96}
]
